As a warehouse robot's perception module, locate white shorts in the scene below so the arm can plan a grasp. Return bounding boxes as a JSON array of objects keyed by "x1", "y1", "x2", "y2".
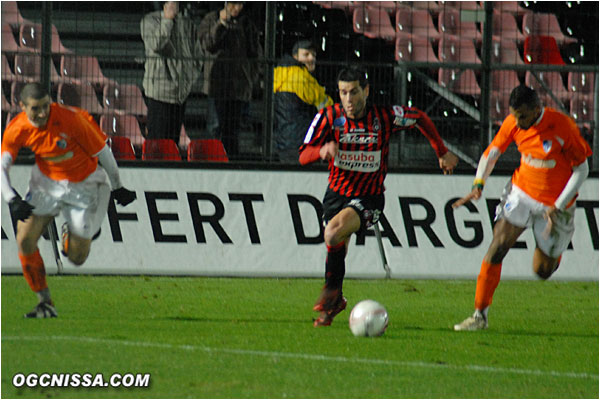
[
  {"x1": 25, "y1": 164, "x2": 111, "y2": 239},
  {"x1": 495, "y1": 181, "x2": 575, "y2": 258}
]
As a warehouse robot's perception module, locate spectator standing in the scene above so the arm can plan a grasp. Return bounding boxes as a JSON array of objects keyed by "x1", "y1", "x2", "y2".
[
  {"x1": 199, "y1": 2, "x2": 262, "y2": 158},
  {"x1": 273, "y1": 40, "x2": 333, "y2": 163},
  {"x1": 141, "y1": 1, "x2": 203, "y2": 142}
]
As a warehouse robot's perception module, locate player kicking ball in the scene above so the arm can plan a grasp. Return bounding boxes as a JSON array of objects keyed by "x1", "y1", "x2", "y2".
[
  {"x1": 299, "y1": 67, "x2": 458, "y2": 327},
  {"x1": 1, "y1": 83, "x2": 136, "y2": 318},
  {"x1": 453, "y1": 86, "x2": 592, "y2": 331}
]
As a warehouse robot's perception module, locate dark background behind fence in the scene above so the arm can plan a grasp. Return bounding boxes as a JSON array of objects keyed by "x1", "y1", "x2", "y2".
[{"x1": 1, "y1": 1, "x2": 598, "y2": 172}]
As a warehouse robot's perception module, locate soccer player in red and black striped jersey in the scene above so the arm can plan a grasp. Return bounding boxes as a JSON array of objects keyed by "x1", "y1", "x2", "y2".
[{"x1": 300, "y1": 67, "x2": 459, "y2": 327}]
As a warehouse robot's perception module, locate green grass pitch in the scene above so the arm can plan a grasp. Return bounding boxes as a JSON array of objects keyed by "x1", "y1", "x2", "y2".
[{"x1": 1, "y1": 275, "x2": 598, "y2": 398}]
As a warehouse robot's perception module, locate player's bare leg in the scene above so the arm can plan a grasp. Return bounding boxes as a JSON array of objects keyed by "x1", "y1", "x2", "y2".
[
  {"x1": 532, "y1": 247, "x2": 561, "y2": 280},
  {"x1": 455, "y1": 219, "x2": 525, "y2": 331},
  {"x1": 314, "y1": 207, "x2": 360, "y2": 327},
  {"x1": 16, "y1": 215, "x2": 58, "y2": 318}
]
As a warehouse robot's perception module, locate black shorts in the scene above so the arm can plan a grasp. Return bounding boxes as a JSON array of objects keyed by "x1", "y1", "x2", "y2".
[{"x1": 322, "y1": 188, "x2": 385, "y2": 231}]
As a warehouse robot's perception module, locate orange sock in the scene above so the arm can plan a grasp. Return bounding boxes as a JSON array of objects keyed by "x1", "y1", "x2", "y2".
[
  {"x1": 474, "y1": 260, "x2": 502, "y2": 310},
  {"x1": 19, "y1": 250, "x2": 47, "y2": 293}
]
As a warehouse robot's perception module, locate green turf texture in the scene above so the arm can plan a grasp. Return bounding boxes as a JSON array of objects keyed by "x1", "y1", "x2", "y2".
[{"x1": 2, "y1": 275, "x2": 598, "y2": 398}]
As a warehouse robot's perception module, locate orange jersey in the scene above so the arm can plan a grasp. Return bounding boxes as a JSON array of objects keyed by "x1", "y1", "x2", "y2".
[
  {"x1": 2, "y1": 103, "x2": 107, "y2": 182},
  {"x1": 486, "y1": 107, "x2": 592, "y2": 206}
]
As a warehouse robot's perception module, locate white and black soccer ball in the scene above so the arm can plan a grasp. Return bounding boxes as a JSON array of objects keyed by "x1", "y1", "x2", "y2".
[{"x1": 348, "y1": 300, "x2": 388, "y2": 337}]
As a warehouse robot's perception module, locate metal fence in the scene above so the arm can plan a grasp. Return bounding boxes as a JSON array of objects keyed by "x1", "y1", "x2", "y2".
[{"x1": 1, "y1": 1, "x2": 598, "y2": 172}]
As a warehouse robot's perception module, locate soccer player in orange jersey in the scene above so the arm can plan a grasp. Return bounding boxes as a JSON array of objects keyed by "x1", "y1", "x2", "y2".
[
  {"x1": 1, "y1": 83, "x2": 136, "y2": 318},
  {"x1": 453, "y1": 86, "x2": 592, "y2": 331},
  {"x1": 300, "y1": 67, "x2": 459, "y2": 327}
]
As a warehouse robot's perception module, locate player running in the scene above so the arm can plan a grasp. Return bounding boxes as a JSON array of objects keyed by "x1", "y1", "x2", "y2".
[
  {"x1": 299, "y1": 67, "x2": 459, "y2": 327},
  {"x1": 453, "y1": 85, "x2": 592, "y2": 331},
  {"x1": 1, "y1": 83, "x2": 136, "y2": 318}
]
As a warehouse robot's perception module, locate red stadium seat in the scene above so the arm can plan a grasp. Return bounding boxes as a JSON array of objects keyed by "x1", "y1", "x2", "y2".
[
  {"x1": 18, "y1": 23, "x2": 70, "y2": 54},
  {"x1": 352, "y1": 6, "x2": 396, "y2": 41},
  {"x1": 1, "y1": 23, "x2": 21, "y2": 53},
  {"x1": 491, "y1": 39, "x2": 525, "y2": 65},
  {"x1": 438, "y1": 36, "x2": 481, "y2": 64},
  {"x1": 57, "y1": 82, "x2": 105, "y2": 115},
  {"x1": 438, "y1": 68, "x2": 481, "y2": 97},
  {"x1": 525, "y1": 71, "x2": 570, "y2": 102},
  {"x1": 1, "y1": 1, "x2": 30, "y2": 27},
  {"x1": 568, "y1": 72, "x2": 595, "y2": 98},
  {"x1": 438, "y1": 9, "x2": 481, "y2": 40},
  {"x1": 60, "y1": 55, "x2": 109, "y2": 87},
  {"x1": 142, "y1": 139, "x2": 182, "y2": 161},
  {"x1": 522, "y1": 12, "x2": 577, "y2": 46},
  {"x1": 489, "y1": 11, "x2": 524, "y2": 43},
  {"x1": 395, "y1": 36, "x2": 439, "y2": 63},
  {"x1": 523, "y1": 35, "x2": 566, "y2": 65},
  {"x1": 108, "y1": 136, "x2": 136, "y2": 160},
  {"x1": 187, "y1": 139, "x2": 229, "y2": 162},
  {"x1": 13, "y1": 52, "x2": 62, "y2": 82},
  {"x1": 102, "y1": 82, "x2": 148, "y2": 117},
  {"x1": 395, "y1": 7, "x2": 441, "y2": 42},
  {"x1": 1, "y1": 54, "x2": 16, "y2": 81},
  {"x1": 99, "y1": 114, "x2": 145, "y2": 148}
]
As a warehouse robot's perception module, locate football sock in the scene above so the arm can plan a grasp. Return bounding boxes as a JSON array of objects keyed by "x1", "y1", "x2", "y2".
[
  {"x1": 325, "y1": 242, "x2": 346, "y2": 289},
  {"x1": 474, "y1": 260, "x2": 502, "y2": 311},
  {"x1": 19, "y1": 249, "x2": 48, "y2": 293},
  {"x1": 36, "y1": 287, "x2": 52, "y2": 304}
]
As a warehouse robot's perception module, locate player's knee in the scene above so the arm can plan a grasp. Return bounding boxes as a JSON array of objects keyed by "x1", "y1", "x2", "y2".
[
  {"x1": 489, "y1": 245, "x2": 510, "y2": 264},
  {"x1": 324, "y1": 227, "x2": 341, "y2": 247},
  {"x1": 68, "y1": 251, "x2": 88, "y2": 266},
  {"x1": 16, "y1": 233, "x2": 38, "y2": 255},
  {"x1": 533, "y1": 261, "x2": 556, "y2": 280}
]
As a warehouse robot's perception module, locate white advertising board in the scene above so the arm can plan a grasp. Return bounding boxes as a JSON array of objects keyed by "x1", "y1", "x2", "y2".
[{"x1": 1, "y1": 165, "x2": 598, "y2": 280}]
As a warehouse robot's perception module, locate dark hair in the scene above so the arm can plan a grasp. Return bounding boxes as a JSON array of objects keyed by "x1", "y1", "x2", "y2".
[
  {"x1": 292, "y1": 39, "x2": 316, "y2": 55},
  {"x1": 20, "y1": 82, "x2": 49, "y2": 104},
  {"x1": 336, "y1": 67, "x2": 368, "y2": 88},
  {"x1": 509, "y1": 85, "x2": 540, "y2": 109}
]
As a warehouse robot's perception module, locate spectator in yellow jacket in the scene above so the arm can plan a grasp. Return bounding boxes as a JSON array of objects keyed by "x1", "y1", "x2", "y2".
[{"x1": 273, "y1": 40, "x2": 333, "y2": 163}]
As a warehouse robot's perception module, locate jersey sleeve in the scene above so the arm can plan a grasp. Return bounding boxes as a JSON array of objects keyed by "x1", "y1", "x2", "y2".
[
  {"x1": 560, "y1": 117, "x2": 592, "y2": 166},
  {"x1": 0, "y1": 119, "x2": 25, "y2": 160},
  {"x1": 392, "y1": 106, "x2": 448, "y2": 157},
  {"x1": 300, "y1": 107, "x2": 333, "y2": 148},
  {"x1": 484, "y1": 114, "x2": 516, "y2": 156}
]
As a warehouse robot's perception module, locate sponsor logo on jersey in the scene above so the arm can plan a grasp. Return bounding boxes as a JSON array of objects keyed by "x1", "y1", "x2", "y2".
[
  {"x1": 56, "y1": 139, "x2": 68, "y2": 149},
  {"x1": 42, "y1": 151, "x2": 74, "y2": 163},
  {"x1": 334, "y1": 150, "x2": 381, "y2": 172},
  {"x1": 522, "y1": 154, "x2": 556, "y2": 169},
  {"x1": 373, "y1": 117, "x2": 380, "y2": 132},
  {"x1": 339, "y1": 133, "x2": 378, "y2": 144}
]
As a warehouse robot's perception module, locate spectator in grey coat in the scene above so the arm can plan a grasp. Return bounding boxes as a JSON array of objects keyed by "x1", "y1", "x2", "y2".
[
  {"x1": 199, "y1": 2, "x2": 262, "y2": 158},
  {"x1": 141, "y1": 1, "x2": 203, "y2": 142}
]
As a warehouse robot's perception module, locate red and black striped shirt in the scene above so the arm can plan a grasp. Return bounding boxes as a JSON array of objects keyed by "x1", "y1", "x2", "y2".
[{"x1": 299, "y1": 103, "x2": 448, "y2": 197}]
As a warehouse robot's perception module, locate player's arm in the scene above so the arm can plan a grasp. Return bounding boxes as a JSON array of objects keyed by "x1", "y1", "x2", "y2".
[
  {"x1": 299, "y1": 109, "x2": 334, "y2": 165},
  {"x1": 95, "y1": 145, "x2": 136, "y2": 206},
  {"x1": 140, "y1": 11, "x2": 175, "y2": 54},
  {"x1": 1, "y1": 151, "x2": 34, "y2": 220},
  {"x1": 453, "y1": 115, "x2": 516, "y2": 208},
  {"x1": 403, "y1": 107, "x2": 458, "y2": 174}
]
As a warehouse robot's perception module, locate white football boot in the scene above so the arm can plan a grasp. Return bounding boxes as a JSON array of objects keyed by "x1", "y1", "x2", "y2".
[{"x1": 454, "y1": 310, "x2": 488, "y2": 331}]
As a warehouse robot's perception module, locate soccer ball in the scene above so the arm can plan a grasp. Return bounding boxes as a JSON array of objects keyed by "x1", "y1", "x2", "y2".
[{"x1": 348, "y1": 300, "x2": 388, "y2": 337}]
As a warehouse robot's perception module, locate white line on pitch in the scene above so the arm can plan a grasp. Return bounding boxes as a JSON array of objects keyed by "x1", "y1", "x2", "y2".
[{"x1": 3, "y1": 335, "x2": 598, "y2": 380}]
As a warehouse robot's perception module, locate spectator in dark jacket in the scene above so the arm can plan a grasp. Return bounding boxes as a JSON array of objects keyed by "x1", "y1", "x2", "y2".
[
  {"x1": 199, "y1": 2, "x2": 262, "y2": 158},
  {"x1": 273, "y1": 40, "x2": 333, "y2": 163}
]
